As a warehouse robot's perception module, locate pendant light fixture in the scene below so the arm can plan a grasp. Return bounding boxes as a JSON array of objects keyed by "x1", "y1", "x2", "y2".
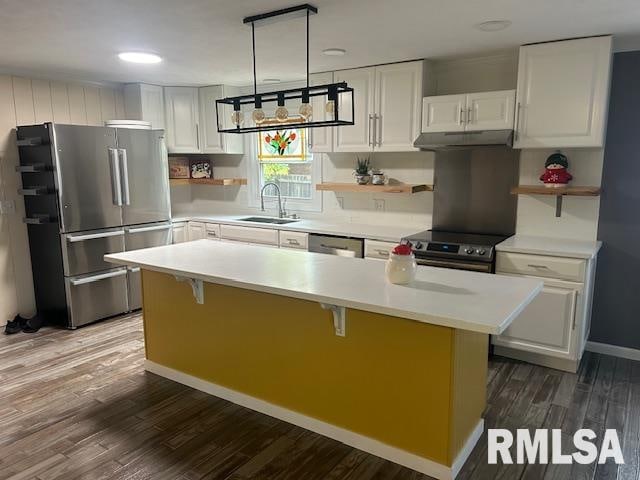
[{"x1": 215, "y1": 4, "x2": 354, "y2": 134}]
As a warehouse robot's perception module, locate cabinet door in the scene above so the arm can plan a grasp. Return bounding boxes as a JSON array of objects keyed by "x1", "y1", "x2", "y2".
[
  {"x1": 334, "y1": 67, "x2": 376, "y2": 152},
  {"x1": 374, "y1": 61, "x2": 423, "y2": 152},
  {"x1": 123, "y1": 84, "x2": 165, "y2": 129},
  {"x1": 172, "y1": 223, "x2": 187, "y2": 243},
  {"x1": 187, "y1": 221, "x2": 206, "y2": 241},
  {"x1": 199, "y1": 86, "x2": 224, "y2": 154},
  {"x1": 164, "y1": 87, "x2": 200, "y2": 153},
  {"x1": 494, "y1": 284, "x2": 578, "y2": 357},
  {"x1": 421, "y1": 94, "x2": 466, "y2": 133},
  {"x1": 309, "y1": 72, "x2": 334, "y2": 153},
  {"x1": 466, "y1": 90, "x2": 515, "y2": 131},
  {"x1": 514, "y1": 36, "x2": 612, "y2": 148}
]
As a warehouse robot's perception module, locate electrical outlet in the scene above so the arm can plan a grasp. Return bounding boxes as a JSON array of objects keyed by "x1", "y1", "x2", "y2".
[
  {"x1": 374, "y1": 199, "x2": 385, "y2": 212},
  {"x1": 0, "y1": 200, "x2": 16, "y2": 215},
  {"x1": 336, "y1": 196, "x2": 344, "y2": 209}
]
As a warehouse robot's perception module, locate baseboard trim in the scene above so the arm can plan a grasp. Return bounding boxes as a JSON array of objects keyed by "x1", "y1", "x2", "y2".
[
  {"x1": 586, "y1": 341, "x2": 640, "y2": 362},
  {"x1": 144, "y1": 360, "x2": 482, "y2": 480}
]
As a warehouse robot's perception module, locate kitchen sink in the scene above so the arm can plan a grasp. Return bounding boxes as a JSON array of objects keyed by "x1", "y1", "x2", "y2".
[{"x1": 237, "y1": 217, "x2": 299, "y2": 225}]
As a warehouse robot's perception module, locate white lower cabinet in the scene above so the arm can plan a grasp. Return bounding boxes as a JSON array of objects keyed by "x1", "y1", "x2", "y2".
[
  {"x1": 204, "y1": 223, "x2": 221, "y2": 240},
  {"x1": 220, "y1": 225, "x2": 279, "y2": 246},
  {"x1": 364, "y1": 239, "x2": 396, "y2": 261},
  {"x1": 279, "y1": 231, "x2": 308, "y2": 250},
  {"x1": 492, "y1": 251, "x2": 596, "y2": 372},
  {"x1": 172, "y1": 222, "x2": 187, "y2": 244},
  {"x1": 187, "y1": 221, "x2": 206, "y2": 241}
]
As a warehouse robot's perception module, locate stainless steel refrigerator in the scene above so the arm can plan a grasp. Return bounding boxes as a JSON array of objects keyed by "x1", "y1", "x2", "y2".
[{"x1": 16, "y1": 123, "x2": 171, "y2": 328}]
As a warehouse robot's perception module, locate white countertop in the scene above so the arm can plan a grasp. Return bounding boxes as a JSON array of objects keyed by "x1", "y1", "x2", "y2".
[
  {"x1": 496, "y1": 235, "x2": 602, "y2": 259},
  {"x1": 105, "y1": 240, "x2": 542, "y2": 335},
  {"x1": 172, "y1": 214, "x2": 420, "y2": 243}
]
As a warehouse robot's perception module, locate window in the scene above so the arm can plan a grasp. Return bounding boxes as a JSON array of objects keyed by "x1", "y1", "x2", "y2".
[{"x1": 250, "y1": 118, "x2": 322, "y2": 211}]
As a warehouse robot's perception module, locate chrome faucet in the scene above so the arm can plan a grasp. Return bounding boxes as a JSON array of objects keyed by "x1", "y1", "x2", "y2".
[{"x1": 260, "y1": 182, "x2": 286, "y2": 218}]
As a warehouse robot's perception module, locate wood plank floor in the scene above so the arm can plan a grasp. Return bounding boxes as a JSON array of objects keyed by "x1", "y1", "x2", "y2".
[{"x1": 0, "y1": 314, "x2": 637, "y2": 480}]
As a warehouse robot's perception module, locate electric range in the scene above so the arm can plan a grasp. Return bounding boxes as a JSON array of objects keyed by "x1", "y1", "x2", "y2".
[{"x1": 401, "y1": 230, "x2": 511, "y2": 273}]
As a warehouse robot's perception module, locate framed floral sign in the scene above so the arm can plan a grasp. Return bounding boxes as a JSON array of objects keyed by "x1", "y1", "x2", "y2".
[{"x1": 257, "y1": 117, "x2": 307, "y2": 161}]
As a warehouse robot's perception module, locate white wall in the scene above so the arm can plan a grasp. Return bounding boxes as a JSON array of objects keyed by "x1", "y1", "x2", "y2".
[{"x1": 0, "y1": 76, "x2": 124, "y2": 324}]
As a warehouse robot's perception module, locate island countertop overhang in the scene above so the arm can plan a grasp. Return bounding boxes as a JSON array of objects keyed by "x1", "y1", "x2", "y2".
[{"x1": 105, "y1": 240, "x2": 543, "y2": 335}]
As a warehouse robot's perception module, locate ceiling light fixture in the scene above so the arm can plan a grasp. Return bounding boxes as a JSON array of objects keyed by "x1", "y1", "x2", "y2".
[
  {"x1": 322, "y1": 48, "x2": 346, "y2": 56},
  {"x1": 474, "y1": 20, "x2": 512, "y2": 32},
  {"x1": 118, "y1": 52, "x2": 162, "y2": 64},
  {"x1": 215, "y1": 4, "x2": 354, "y2": 134}
]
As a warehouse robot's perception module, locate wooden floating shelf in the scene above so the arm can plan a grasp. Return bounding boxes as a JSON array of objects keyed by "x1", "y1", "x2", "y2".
[
  {"x1": 511, "y1": 185, "x2": 601, "y2": 196},
  {"x1": 316, "y1": 183, "x2": 433, "y2": 194},
  {"x1": 511, "y1": 185, "x2": 601, "y2": 218},
  {"x1": 170, "y1": 178, "x2": 247, "y2": 186}
]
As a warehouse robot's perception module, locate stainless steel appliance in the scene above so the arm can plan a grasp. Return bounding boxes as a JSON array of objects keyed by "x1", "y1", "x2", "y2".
[
  {"x1": 16, "y1": 123, "x2": 171, "y2": 328},
  {"x1": 413, "y1": 129, "x2": 513, "y2": 150},
  {"x1": 403, "y1": 147, "x2": 519, "y2": 273},
  {"x1": 308, "y1": 234, "x2": 364, "y2": 258},
  {"x1": 402, "y1": 230, "x2": 509, "y2": 273}
]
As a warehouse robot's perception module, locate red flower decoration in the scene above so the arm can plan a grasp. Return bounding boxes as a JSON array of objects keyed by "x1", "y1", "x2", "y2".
[{"x1": 392, "y1": 244, "x2": 413, "y2": 255}]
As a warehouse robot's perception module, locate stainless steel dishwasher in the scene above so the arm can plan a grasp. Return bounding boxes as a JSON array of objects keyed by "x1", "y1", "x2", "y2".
[{"x1": 308, "y1": 234, "x2": 364, "y2": 258}]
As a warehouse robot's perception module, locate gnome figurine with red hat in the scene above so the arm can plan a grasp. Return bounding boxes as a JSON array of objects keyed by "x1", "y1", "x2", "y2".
[{"x1": 540, "y1": 151, "x2": 573, "y2": 188}]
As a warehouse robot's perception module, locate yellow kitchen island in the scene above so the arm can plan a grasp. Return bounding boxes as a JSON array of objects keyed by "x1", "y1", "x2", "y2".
[{"x1": 105, "y1": 240, "x2": 541, "y2": 479}]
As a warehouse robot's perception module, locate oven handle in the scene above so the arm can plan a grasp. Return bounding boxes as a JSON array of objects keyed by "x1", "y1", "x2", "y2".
[{"x1": 415, "y1": 258, "x2": 492, "y2": 273}]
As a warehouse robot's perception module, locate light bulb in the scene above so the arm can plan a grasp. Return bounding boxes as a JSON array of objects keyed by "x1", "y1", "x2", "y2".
[
  {"x1": 275, "y1": 106, "x2": 289, "y2": 123},
  {"x1": 325, "y1": 100, "x2": 335, "y2": 115},
  {"x1": 231, "y1": 110, "x2": 244, "y2": 126},
  {"x1": 299, "y1": 102, "x2": 313, "y2": 120},
  {"x1": 252, "y1": 109, "x2": 266, "y2": 125}
]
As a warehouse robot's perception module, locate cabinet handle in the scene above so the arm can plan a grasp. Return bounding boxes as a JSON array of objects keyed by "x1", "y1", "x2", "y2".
[
  {"x1": 375, "y1": 249, "x2": 389, "y2": 256},
  {"x1": 460, "y1": 108, "x2": 465, "y2": 125},
  {"x1": 527, "y1": 264, "x2": 550, "y2": 270},
  {"x1": 195, "y1": 124, "x2": 200, "y2": 150},
  {"x1": 467, "y1": 107, "x2": 473, "y2": 125},
  {"x1": 287, "y1": 238, "x2": 300, "y2": 245},
  {"x1": 368, "y1": 114, "x2": 374, "y2": 146},
  {"x1": 377, "y1": 114, "x2": 382, "y2": 147},
  {"x1": 514, "y1": 102, "x2": 521, "y2": 141}
]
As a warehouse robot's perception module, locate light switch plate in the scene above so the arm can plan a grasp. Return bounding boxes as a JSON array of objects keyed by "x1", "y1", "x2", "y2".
[
  {"x1": 374, "y1": 199, "x2": 385, "y2": 212},
  {"x1": 0, "y1": 200, "x2": 16, "y2": 215}
]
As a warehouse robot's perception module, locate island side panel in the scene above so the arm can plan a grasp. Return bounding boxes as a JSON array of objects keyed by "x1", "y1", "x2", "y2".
[{"x1": 141, "y1": 270, "x2": 484, "y2": 467}]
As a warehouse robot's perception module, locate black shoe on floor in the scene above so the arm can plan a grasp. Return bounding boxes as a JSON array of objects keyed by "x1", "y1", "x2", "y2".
[
  {"x1": 4, "y1": 315, "x2": 27, "y2": 335},
  {"x1": 22, "y1": 315, "x2": 44, "y2": 334}
]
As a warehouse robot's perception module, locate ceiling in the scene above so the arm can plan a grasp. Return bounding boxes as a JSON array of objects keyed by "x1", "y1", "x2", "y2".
[{"x1": 1, "y1": 0, "x2": 640, "y2": 86}]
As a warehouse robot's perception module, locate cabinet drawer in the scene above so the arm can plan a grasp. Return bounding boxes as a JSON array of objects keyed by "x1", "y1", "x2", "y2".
[
  {"x1": 205, "y1": 223, "x2": 221, "y2": 240},
  {"x1": 365, "y1": 239, "x2": 396, "y2": 260},
  {"x1": 279, "y1": 230, "x2": 308, "y2": 250},
  {"x1": 220, "y1": 225, "x2": 279, "y2": 245},
  {"x1": 496, "y1": 252, "x2": 585, "y2": 282}
]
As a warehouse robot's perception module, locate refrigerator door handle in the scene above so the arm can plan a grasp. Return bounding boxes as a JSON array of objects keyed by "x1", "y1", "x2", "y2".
[
  {"x1": 118, "y1": 148, "x2": 131, "y2": 206},
  {"x1": 66, "y1": 230, "x2": 125, "y2": 243},
  {"x1": 125, "y1": 224, "x2": 172, "y2": 234},
  {"x1": 108, "y1": 148, "x2": 123, "y2": 206},
  {"x1": 69, "y1": 269, "x2": 127, "y2": 286}
]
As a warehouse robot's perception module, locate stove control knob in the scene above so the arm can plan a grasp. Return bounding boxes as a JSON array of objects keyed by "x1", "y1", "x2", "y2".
[
  {"x1": 465, "y1": 247, "x2": 474, "y2": 255},
  {"x1": 476, "y1": 248, "x2": 486, "y2": 256}
]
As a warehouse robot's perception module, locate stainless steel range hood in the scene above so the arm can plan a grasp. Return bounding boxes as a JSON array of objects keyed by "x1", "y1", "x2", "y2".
[{"x1": 413, "y1": 129, "x2": 513, "y2": 151}]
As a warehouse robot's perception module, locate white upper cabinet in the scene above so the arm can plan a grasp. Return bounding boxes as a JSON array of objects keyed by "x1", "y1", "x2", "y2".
[
  {"x1": 309, "y1": 72, "x2": 334, "y2": 153},
  {"x1": 421, "y1": 90, "x2": 515, "y2": 133},
  {"x1": 334, "y1": 67, "x2": 376, "y2": 152},
  {"x1": 199, "y1": 85, "x2": 243, "y2": 154},
  {"x1": 333, "y1": 61, "x2": 424, "y2": 152},
  {"x1": 514, "y1": 36, "x2": 612, "y2": 149},
  {"x1": 374, "y1": 61, "x2": 423, "y2": 152},
  {"x1": 421, "y1": 94, "x2": 466, "y2": 133},
  {"x1": 123, "y1": 83, "x2": 166, "y2": 130},
  {"x1": 164, "y1": 87, "x2": 200, "y2": 153},
  {"x1": 466, "y1": 90, "x2": 515, "y2": 131}
]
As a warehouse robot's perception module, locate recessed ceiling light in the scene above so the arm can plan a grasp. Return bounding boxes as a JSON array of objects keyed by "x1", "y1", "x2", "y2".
[
  {"x1": 322, "y1": 48, "x2": 346, "y2": 56},
  {"x1": 263, "y1": 78, "x2": 281, "y2": 84},
  {"x1": 474, "y1": 20, "x2": 512, "y2": 32},
  {"x1": 118, "y1": 52, "x2": 162, "y2": 64}
]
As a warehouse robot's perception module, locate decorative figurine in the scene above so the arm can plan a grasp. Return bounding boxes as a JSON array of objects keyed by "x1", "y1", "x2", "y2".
[{"x1": 540, "y1": 151, "x2": 572, "y2": 188}]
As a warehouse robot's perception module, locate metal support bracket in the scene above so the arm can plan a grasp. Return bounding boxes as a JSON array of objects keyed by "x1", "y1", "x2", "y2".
[
  {"x1": 175, "y1": 276, "x2": 204, "y2": 304},
  {"x1": 320, "y1": 303, "x2": 346, "y2": 337}
]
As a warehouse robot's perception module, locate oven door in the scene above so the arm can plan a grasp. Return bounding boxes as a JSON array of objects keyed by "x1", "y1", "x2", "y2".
[{"x1": 416, "y1": 257, "x2": 493, "y2": 273}]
